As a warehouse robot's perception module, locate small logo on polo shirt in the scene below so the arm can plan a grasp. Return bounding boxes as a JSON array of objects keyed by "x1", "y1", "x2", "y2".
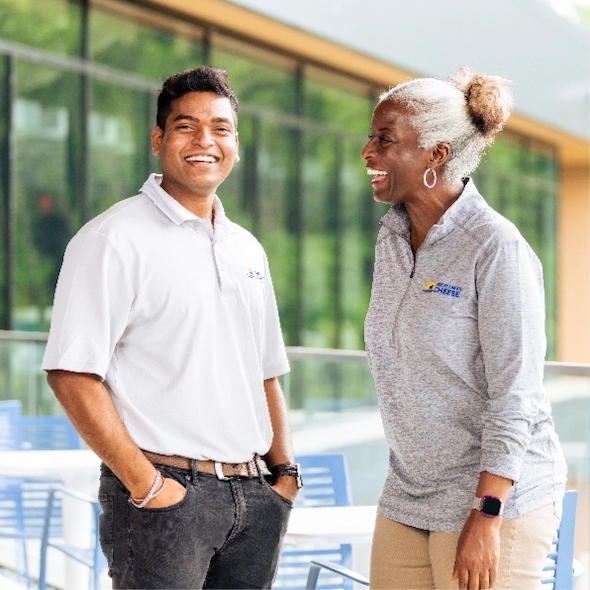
[
  {"x1": 247, "y1": 269, "x2": 264, "y2": 282},
  {"x1": 423, "y1": 281, "x2": 462, "y2": 298}
]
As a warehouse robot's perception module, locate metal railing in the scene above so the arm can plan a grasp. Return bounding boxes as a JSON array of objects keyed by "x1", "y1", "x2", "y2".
[{"x1": 1, "y1": 329, "x2": 588, "y2": 413}]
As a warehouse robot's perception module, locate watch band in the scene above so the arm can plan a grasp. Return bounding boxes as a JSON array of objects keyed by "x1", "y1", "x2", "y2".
[
  {"x1": 472, "y1": 495, "x2": 504, "y2": 517},
  {"x1": 270, "y1": 463, "x2": 303, "y2": 489}
]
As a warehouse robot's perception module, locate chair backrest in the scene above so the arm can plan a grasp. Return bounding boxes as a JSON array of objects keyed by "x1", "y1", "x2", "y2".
[
  {"x1": 541, "y1": 490, "x2": 578, "y2": 590},
  {"x1": 0, "y1": 407, "x2": 79, "y2": 584},
  {"x1": 0, "y1": 400, "x2": 23, "y2": 450},
  {"x1": 19, "y1": 415, "x2": 83, "y2": 450},
  {"x1": 0, "y1": 475, "x2": 26, "y2": 536},
  {"x1": 295, "y1": 454, "x2": 353, "y2": 508},
  {"x1": 39, "y1": 485, "x2": 105, "y2": 590},
  {"x1": 274, "y1": 454, "x2": 354, "y2": 590},
  {"x1": 0, "y1": 413, "x2": 80, "y2": 543}
]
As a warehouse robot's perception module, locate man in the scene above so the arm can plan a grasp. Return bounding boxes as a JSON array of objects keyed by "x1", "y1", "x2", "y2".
[{"x1": 42, "y1": 66, "x2": 300, "y2": 589}]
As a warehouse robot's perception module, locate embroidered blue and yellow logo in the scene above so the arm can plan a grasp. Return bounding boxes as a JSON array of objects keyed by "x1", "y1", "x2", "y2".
[
  {"x1": 423, "y1": 281, "x2": 462, "y2": 298},
  {"x1": 247, "y1": 269, "x2": 264, "y2": 282}
]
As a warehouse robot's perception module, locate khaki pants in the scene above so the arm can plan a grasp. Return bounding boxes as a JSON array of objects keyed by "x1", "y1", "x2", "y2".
[{"x1": 370, "y1": 503, "x2": 560, "y2": 589}]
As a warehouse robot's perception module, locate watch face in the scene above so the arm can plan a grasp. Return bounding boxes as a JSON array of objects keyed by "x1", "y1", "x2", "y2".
[{"x1": 481, "y1": 496, "x2": 502, "y2": 516}]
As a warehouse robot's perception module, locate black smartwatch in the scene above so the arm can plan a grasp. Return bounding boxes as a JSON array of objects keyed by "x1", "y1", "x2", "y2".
[
  {"x1": 270, "y1": 463, "x2": 303, "y2": 489},
  {"x1": 472, "y1": 495, "x2": 503, "y2": 518}
]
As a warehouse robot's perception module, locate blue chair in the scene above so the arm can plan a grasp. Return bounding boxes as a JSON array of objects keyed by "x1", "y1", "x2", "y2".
[
  {"x1": 274, "y1": 453, "x2": 354, "y2": 589},
  {"x1": 19, "y1": 415, "x2": 84, "y2": 450},
  {"x1": 306, "y1": 489, "x2": 585, "y2": 590},
  {"x1": 39, "y1": 485, "x2": 106, "y2": 590},
  {"x1": 0, "y1": 399, "x2": 23, "y2": 450},
  {"x1": 306, "y1": 559, "x2": 368, "y2": 589},
  {"x1": 542, "y1": 489, "x2": 584, "y2": 590},
  {"x1": 0, "y1": 401, "x2": 32, "y2": 586},
  {"x1": 0, "y1": 407, "x2": 83, "y2": 586},
  {"x1": 0, "y1": 475, "x2": 35, "y2": 587}
]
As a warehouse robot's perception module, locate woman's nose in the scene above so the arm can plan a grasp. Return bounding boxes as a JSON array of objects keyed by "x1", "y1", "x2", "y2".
[{"x1": 361, "y1": 140, "x2": 373, "y2": 160}]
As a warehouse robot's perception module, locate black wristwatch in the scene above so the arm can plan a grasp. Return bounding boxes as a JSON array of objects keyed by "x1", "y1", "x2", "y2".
[
  {"x1": 472, "y1": 495, "x2": 504, "y2": 518},
  {"x1": 270, "y1": 463, "x2": 303, "y2": 489}
]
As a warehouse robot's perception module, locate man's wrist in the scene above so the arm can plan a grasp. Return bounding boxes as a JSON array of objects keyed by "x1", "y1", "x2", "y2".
[{"x1": 125, "y1": 464, "x2": 160, "y2": 499}]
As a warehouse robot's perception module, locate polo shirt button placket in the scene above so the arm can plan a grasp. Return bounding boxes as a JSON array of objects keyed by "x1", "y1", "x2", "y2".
[{"x1": 213, "y1": 246, "x2": 235, "y2": 294}]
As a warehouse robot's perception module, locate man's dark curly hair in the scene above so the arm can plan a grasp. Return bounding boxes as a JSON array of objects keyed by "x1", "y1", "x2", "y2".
[{"x1": 156, "y1": 66, "x2": 239, "y2": 130}]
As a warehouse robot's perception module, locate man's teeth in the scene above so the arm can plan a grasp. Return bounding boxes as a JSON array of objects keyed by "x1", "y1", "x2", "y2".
[
  {"x1": 367, "y1": 168, "x2": 387, "y2": 176},
  {"x1": 186, "y1": 155, "x2": 216, "y2": 162}
]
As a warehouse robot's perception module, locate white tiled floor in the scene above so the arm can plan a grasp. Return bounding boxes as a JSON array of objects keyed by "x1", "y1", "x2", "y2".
[{"x1": 0, "y1": 570, "x2": 27, "y2": 590}]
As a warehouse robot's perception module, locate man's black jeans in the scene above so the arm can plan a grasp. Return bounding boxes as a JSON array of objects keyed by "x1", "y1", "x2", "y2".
[{"x1": 98, "y1": 462, "x2": 292, "y2": 589}]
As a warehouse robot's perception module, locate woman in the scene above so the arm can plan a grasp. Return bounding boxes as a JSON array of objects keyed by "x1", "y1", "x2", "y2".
[{"x1": 362, "y1": 68, "x2": 566, "y2": 590}]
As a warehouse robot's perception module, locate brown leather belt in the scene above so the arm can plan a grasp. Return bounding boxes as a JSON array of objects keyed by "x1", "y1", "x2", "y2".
[{"x1": 142, "y1": 450, "x2": 270, "y2": 480}]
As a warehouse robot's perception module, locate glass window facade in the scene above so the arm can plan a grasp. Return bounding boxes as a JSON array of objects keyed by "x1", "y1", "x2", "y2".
[
  {"x1": 0, "y1": 0, "x2": 559, "y2": 363},
  {"x1": 0, "y1": 0, "x2": 81, "y2": 56},
  {"x1": 13, "y1": 61, "x2": 83, "y2": 330}
]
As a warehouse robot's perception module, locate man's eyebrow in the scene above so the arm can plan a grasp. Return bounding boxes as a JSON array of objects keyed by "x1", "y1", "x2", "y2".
[{"x1": 171, "y1": 114, "x2": 234, "y2": 125}]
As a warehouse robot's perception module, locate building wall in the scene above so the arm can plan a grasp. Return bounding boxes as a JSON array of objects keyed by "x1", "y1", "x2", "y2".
[{"x1": 558, "y1": 161, "x2": 590, "y2": 362}]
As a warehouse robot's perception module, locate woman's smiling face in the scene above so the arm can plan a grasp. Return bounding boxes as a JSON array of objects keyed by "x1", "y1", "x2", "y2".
[{"x1": 361, "y1": 101, "x2": 429, "y2": 206}]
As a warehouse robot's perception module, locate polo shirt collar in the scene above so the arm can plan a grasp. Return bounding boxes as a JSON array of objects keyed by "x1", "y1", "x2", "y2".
[{"x1": 140, "y1": 173, "x2": 235, "y2": 234}]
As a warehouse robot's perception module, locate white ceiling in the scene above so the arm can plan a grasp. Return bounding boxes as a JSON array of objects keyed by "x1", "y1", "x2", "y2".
[{"x1": 227, "y1": 0, "x2": 590, "y2": 140}]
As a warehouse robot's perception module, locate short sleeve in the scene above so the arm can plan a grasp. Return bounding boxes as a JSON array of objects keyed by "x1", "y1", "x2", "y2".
[{"x1": 42, "y1": 230, "x2": 135, "y2": 380}]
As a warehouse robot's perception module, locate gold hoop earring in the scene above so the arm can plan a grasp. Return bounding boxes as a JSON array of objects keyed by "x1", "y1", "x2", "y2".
[{"x1": 423, "y1": 168, "x2": 437, "y2": 189}]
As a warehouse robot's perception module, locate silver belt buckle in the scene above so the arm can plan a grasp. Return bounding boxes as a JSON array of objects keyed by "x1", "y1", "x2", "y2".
[{"x1": 214, "y1": 461, "x2": 229, "y2": 480}]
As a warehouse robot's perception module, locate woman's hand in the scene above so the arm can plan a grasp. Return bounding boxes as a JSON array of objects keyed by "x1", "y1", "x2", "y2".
[
  {"x1": 143, "y1": 477, "x2": 187, "y2": 509},
  {"x1": 451, "y1": 512, "x2": 501, "y2": 590}
]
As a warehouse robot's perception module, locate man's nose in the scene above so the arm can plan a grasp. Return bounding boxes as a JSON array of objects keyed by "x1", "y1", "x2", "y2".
[{"x1": 192, "y1": 127, "x2": 214, "y2": 146}]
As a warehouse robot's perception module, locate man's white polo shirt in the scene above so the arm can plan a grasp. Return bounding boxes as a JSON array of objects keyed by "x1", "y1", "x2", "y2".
[{"x1": 42, "y1": 174, "x2": 290, "y2": 463}]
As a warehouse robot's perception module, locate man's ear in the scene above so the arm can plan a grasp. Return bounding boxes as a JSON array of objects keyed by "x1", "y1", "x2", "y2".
[
  {"x1": 151, "y1": 125, "x2": 163, "y2": 156},
  {"x1": 235, "y1": 131, "x2": 240, "y2": 162}
]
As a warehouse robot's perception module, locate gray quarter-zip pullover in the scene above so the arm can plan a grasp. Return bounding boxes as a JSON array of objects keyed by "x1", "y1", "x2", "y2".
[{"x1": 365, "y1": 178, "x2": 566, "y2": 531}]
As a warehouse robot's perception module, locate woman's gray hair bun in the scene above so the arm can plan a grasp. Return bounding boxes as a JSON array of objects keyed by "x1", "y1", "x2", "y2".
[
  {"x1": 448, "y1": 67, "x2": 514, "y2": 141},
  {"x1": 378, "y1": 67, "x2": 514, "y2": 182},
  {"x1": 449, "y1": 67, "x2": 514, "y2": 142}
]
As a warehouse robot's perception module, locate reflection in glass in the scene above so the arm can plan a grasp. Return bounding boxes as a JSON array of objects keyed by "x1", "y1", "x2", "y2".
[
  {"x1": 90, "y1": 80, "x2": 152, "y2": 216},
  {"x1": 0, "y1": 0, "x2": 81, "y2": 56},
  {"x1": 213, "y1": 47, "x2": 297, "y2": 114},
  {"x1": 0, "y1": 55, "x2": 8, "y2": 328},
  {"x1": 473, "y1": 137, "x2": 558, "y2": 358},
  {"x1": 14, "y1": 61, "x2": 82, "y2": 331},
  {"x1": 90, "y1": 3, "x2": 205, "y2": 81}
]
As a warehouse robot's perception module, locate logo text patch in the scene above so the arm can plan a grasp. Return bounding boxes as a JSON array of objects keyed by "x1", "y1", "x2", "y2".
[{"x1": 423, "y1": 281, "x2": 462, "y2": 298}]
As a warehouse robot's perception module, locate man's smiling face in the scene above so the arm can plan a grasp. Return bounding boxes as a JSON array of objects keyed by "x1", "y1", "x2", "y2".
[{"x1": 151, "y1": 91, "x2": 239, "y2": 203}]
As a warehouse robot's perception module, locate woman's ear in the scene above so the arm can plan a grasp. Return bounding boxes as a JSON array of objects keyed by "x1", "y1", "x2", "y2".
[{"x1": 429, "y1": 142, "x2": 451, "y2": 168}]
